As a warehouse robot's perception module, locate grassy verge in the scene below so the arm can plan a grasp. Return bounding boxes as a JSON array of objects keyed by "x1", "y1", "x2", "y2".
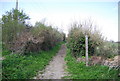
[
  {"x1": 64, "y1": 48, "x2": 119, "y2": 79},
  {"x1": 2, "y1": 42, "x2": 63, "y2": 79}
]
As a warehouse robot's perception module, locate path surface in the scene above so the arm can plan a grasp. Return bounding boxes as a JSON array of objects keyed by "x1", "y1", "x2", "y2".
[{"x1": 34, "y1": 44, "x2": 67, "y2": 79}]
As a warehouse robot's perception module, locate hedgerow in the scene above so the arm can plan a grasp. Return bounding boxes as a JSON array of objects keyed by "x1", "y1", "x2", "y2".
[
  {"x1": 67, "y1": 21, "x2": 105, "y2": 58},
  {"x1": 31, "y1": 22, "x2": 64, "y2": 51},
  {"x1": 2, "y1": 43, "x2": 62, "y2": 79},
  {"x1": 2, "y1": 9, "x2": 65, "y2": 54}
]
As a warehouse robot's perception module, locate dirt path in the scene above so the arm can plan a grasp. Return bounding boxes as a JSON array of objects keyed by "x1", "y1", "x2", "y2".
[{"x1": 34, "y1": 44, "x2": 67, "y2": 79}]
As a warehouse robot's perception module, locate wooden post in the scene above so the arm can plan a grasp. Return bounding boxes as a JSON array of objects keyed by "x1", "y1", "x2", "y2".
[
  {"x1": 85, "y1": 35, "x2": 88, "y2": 66},
  {"x1": 16, "y1": 0, "x2": 18, "y2": 10}
]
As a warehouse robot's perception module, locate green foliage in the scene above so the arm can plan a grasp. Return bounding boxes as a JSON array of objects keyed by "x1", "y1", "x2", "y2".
[
  {"x1": 2, "y1": 9, "x2": 65, "y2": 54},
  {"x1": 2, "y1": 9, "x2": 30, "y2": 48},
  {"x1": 64, "y1": 49, "x2": 119, "y2": 79},
  {"x1": 2, "y1": 9, "x2": 30, "y2": 24},
  {"x1": 2, "y1": 43, "x2": 62, "y2": 79},
  {"x1": 30, "y1": 22, "x2": 64, "y2": 51},
  {"x1": 95, "y1": 41, "x2": 118, "y2": 58},
  {"x1": 67, "y1": 21, "x2": 104, "y2": 58},
  {"x1": 2, "y1": 50, "x2": 11, "y2": 56}
]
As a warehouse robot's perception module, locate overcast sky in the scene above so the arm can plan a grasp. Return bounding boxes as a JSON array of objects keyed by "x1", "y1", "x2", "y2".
[{"x1": 0, "y1": 0, "x2": 119, "y2": 42}]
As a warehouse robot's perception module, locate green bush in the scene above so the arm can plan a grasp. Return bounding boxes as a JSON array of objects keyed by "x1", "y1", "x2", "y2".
[
  {"x1": 95, "y1": 41, "x2": 118, "y2": 58},
  {"x1": 31, "y1": 22, "x2": 64, "y2": 51},
  {"x1": 2, "y1": 9, "x2": 65, "y2": 54},
  {"x1": 64, "y1": 48, "x2": 119, "y2": 79},
  {"x1": 2, "y1": 9, "x2": 30, "y2": 49},
  {"x1": 2, "y1": 50, "x2": 11, "y2": 56},
  {"x1": 67, "y1": 21, "x2": 104, "y2": 58}
]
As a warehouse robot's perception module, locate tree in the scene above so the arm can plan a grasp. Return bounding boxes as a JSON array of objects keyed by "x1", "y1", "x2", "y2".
[
  {"x1": 2, "y1": 9, "x2": 30, "y2": 48},
  {"x1": 2, "y1": 9, "x2": 30, "y2": 24}
]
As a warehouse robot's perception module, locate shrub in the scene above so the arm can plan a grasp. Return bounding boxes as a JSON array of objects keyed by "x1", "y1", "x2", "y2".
[
  {"x1": 10, "y1": 22, "x2": 64, "y2": 54},
  {"x1": 67, "y1": 20, "x2": 105, "y2": 58},
  {"x1": 2, "y1": 9, "x2": 30, "y2": 49},
  {"x1": 31, "y1": 22, "x2": 64, "y2": 51},
  {"x1": 2, "y1": 9, "x2": 65, "y2": 54},
  {"x1": 95, "y1": 41, "x2": 118, "y2": 58}
]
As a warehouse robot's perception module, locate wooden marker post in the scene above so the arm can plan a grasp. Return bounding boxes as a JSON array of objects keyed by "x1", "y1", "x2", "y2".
[{"x1": 85, "y1": 35, "x2": 88, "y2": 66}]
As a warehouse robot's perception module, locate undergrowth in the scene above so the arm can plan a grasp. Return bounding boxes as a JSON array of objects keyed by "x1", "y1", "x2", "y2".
[
  {"x1": 64, "y1": 48, "x2": 119, "y2": 80},
  {"x1": 2, "y1": 42, "x2": 63, "y2": 79}
]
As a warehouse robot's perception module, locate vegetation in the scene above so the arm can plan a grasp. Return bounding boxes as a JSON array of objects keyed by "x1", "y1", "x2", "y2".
[
  {"x1": 65, "y1": 20, "x2": 119, "y2": 80},
  {"x1": 67, "y1": 20, "x2": 118, "y2": 59},
  {"x1": 2, "y1": 8, "x2": 65, "y2": 79},
  {"x1": 67, "y1": 21, "x2": 105, "y2": 58},
  {"x1": 95, "y1": 41, "x2": 118, "y2": 58},
  {"x1": 30, "y1": 22, "x2": 64, "y2": 51},
  {"x1": 2, "y1": 4, "x2": 118, "y2": 80},
  {"x1": 2, "y1": 9, "x2": 30, "y2": 49},
  {"x1": 2, "y1": 9, "x2": 64, "y2": 54},
  {"x1": 64, "y1": 49, "x2": 119, "y2": 79},
  {"x1": 2, "y1": 43, "x2": 62, "y2": 79}
]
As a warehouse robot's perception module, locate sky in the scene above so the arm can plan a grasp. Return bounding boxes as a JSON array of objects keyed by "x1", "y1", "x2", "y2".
[{"x1": 0, "y1": 0, "x2": 119, "y2": 42}]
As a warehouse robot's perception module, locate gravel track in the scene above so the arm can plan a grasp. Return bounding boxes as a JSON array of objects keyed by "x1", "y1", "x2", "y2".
[{"x1": 34, "y1": 44, "x2": 67, "y2": 79}]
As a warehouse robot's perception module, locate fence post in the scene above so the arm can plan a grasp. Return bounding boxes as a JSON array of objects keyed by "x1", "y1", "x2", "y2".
[{"x1": 85, "y1": 35, "x2": 88, "y2": 66}]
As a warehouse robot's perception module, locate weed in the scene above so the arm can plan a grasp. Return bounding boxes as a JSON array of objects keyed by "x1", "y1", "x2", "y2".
[
  {"x1": 64, "y1": 48, "x2": 119, "y2": 79},
  {"x1": 2, "y1": 43, "x2": 62, "y2": 79}
]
